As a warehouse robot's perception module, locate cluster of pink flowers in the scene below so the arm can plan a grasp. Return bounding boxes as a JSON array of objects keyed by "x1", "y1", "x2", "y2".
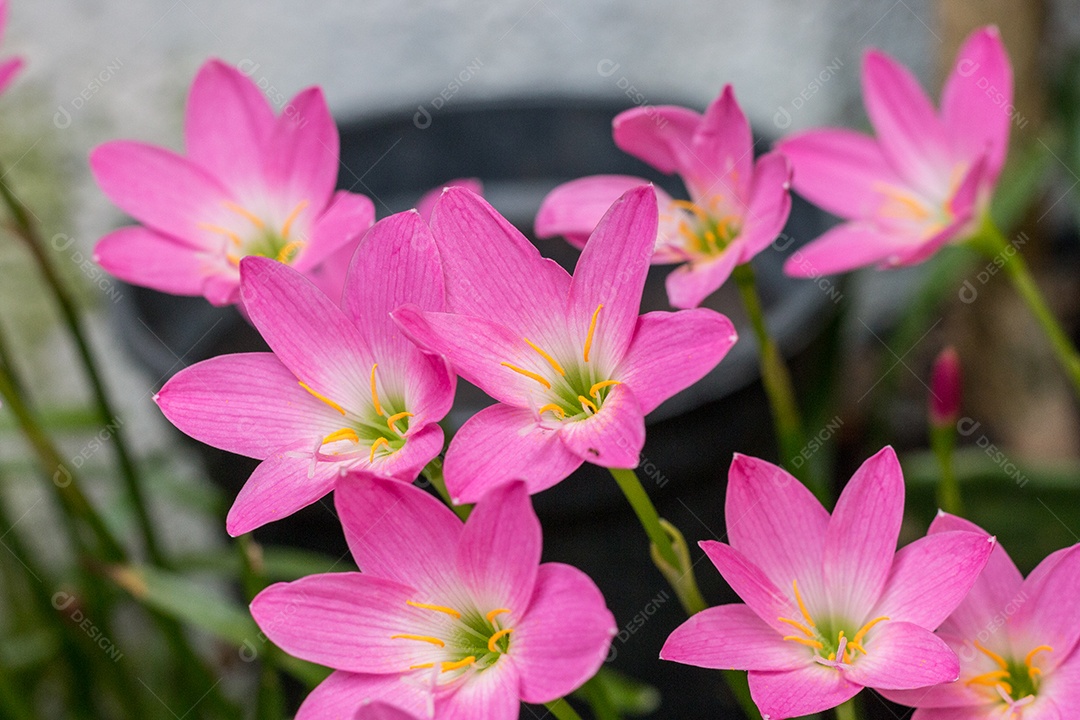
[{"x1": 79, "y1": 17, "x2": 1080, "y2": 720}]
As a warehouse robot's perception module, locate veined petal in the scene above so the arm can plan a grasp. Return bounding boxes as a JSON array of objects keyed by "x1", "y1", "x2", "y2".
[
  {"x1": 94, "y1": 227, "x2": 210, "y2": 297},
  {"x1": 688, "y1": 85, "x2": 754, "y2": 202},
  {"x1": 434, "y1": 659, "x2": 521, "y2": 720},
  {"x1": 297, "y1": 671, "x2": 432, "y2": 720},
  {"x1": 738, "y1": 151, "x2": 793, "y2": 258},
  {"x1": 515, "y1": 563, "x2": 616, "y2": 703},
  {"x1": 701, "y1": 541, "x2": 794, "y2": 635},
  {"x1": 534, "y1": 174, "x2": 653, "y2": 250},
  {"x1": 443, "y1": 404, "x2": 583, "y2": 504},
  {"x1": 843, "y1": 621, "x2": 959, "y2": 690},
  {"x1": 824, "y1": 447, "x2": 905, "y2": 620},
  {"x1": 557, "y1": 383, "x2": 645, "y2": 468},
  {"x1": 356, "y1": 703, "x2": 426, "y2": 720},
  {"x1": 615, "y1": 308, "x2": 737, "y2": 414},
  {"x1": 294, "y1": 190, "x2": 376, "y2": 275},
  {"x1": 264, "y1": 86, "x2": 339, "y2": 208},
  {"x1": 1011, "y1": 545, "x2": 1080, "y2": 669},
  {"x1": 748, "y1": 665, "x2": 862, "y2": 718},
  {"x1": 612, "y1": 104, "x2": 703, "y2": 175},
  {"x1": 226, "y1": 447, "x2": 341, "y2": 536},
  {"x1": 415, "y1": 178, "x2": 482, "y2": 223},
  {"x1": 783, "y1": 221, "x2": 920, "y2": 277},
  {"x1": 664, "y1": 247, "x2": 742, "y2": 309},
  {"x1": 661, "y1": 603, "x2": 806, "y2": 672}
]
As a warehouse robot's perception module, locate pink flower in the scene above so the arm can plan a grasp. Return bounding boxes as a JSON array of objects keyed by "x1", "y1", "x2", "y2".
[
  {"x1": 881, "y1": 514, "x2": 1080, "y2": 719},
  {"x1": 155, "y1": 211, "x2": 454, "y2": 535},
  {"x1": 778, "y1": 26, "x2": 1012, "y2": 276},
  {"x1": 354, "y1": 702, "x2": 423, "y2": 720},
  {"x1": 0, "y1": 1, "x2": 24, "y2": 96},
  {"x1": 251, "y1": 477, "x2": 616, "y2": 719},
  {"x1": 394, "y1": 185, "x2": 737, "y2": 503},
  {"x1": 535, "y1": 85, "x2": 792, "y2": 308},
  {"x1": 90, "y1": 59, "x2": 374, "y2": 306},
  {"x1": 660, "y1": 448, "x2": 995, "y2": 719},
  {"x1": 929, "y1": 347, "x2": 962, "y2": 428}
]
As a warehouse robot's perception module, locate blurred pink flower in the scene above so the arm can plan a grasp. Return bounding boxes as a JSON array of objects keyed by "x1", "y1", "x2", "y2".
[
  {"x1": 929, "y1": 346, "x2": 962, "y2": 428},
  {"x1": 0, "y1": 1, "x2": 24, "y2": 96}
]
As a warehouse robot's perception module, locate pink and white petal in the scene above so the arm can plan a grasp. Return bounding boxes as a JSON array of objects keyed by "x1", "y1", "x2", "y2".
[
  {"x1": 184, "y1": 59, "x2": 275, "y2": 189},
  {"x1": 94, "y1": 227, "x2": 208, "y2": 296},
  {"x1": 615, "y1": 308, "x2": 737, "y2": 414},
  {"x1": 879, "y1": 660, "x2": 994, "y2": 710},
  {"x1": 661, "y1": 603, "x2": 806, "y2": 672},
  {"x1": 941, "y1": 26, "x2": 1012, "y2": 185},
  {"x1": 1037, "y1": 649, "x2": 1080, "y2": 713},
  {"x1": 355, "y1": 703, "x2": 426, "y2": 720},
  {"x1": 226, "y1": 447, "x2": 341, "y2": 536},
  {"x1": 1010, "y1": 545, "x2": 1080, "y2": 668},
  {"x1": 738, "y1": 151, "x2": 793, "y2": 258},
  {"x1": 90, "y1": 141, "x2": 231, "y2": 242},
  {"x1": 776, "y1": 129, "x2": 900, "y2": 220},
  {"x1": 429, "y1": 187, "x2": 570, "y2": 340},
  {"x1": 534, "y1": 174, "x2": 652, "y2": 249},
  {"x1": 203, "y1": 272, "x2": 242, "y2": 307},
  {"x1": 871, "y1": 531, "x2": 995, "y2": 629},
  {"x1": 783, "y1": 221, "x2": 920, "y2": 277},
  {"x1": 251, "y1": 573, "x2": 422, "y2": 673},
  {"x1": 724, "y1": 454, "x2": 831, "y2": 614},
  {"x1": 910, "y1": 707, "x2": 1008, "y2": 720},
  {"x1": 334, "y1": 475, "x2": 461, "y2": 593},
  {"x1": 294, "y1": 190, "x2": 376, "y2": 274},
  {"x1": 264, "y1": 86, "x2": 339, "y2": 208},
  {"x1": 156, "y1": 352, "x2": 342, "y2": 458},
  {"x1": 687, "y1": 85, "x2": 754, "y2": 202},
  {"x1": 359, "y1": 422, "x2": 445, "y2": 482},
  {"x1": 612, "y1": 104, "x2": 703, "y2": 175},
  {"x1": 456, "y1": 482, "x2": 541, "y2": 612},
  {"x1": 557, "y1": 383, "x2": 645, "y2": 468},
  {"x1": 862, "y1": 50, "x2": 952, "y2": 194},
  {"x1": 664, "y1": 247, "x2": 742, "y2": 309},
  {"x1": 700, "y1": 541, "x2": 795, "y2": 634},
  {"x1": 434, "y1": 662, "x2": 521, "y2": 720},
  {"x1": 443, "y1": 404, "x2": 583, "y2": 504},
  {"x1": 415, "y1": 178, "x2": 482, "y2": 223},
  {"x1": 824, "y1": 447, "x2": 905, "y2": 620},
  {"x1": 748, "y1": 665, "x2": 862, "y2": 719},
  {"x1": 0, "y1": 56, "x2": 22, "y2": 95},
  {"x1": 298, "y1": 671, "x2": 432, "y2": 720},
  {"x1": 396, "y1": 353, "x2": 456, "y2": 431},
  {"x1": 515, "y1": 563, "x2": 616, "y2": 703},
  {"x1": 844, "y1": 621, "x2": 959, "y2": 690}
]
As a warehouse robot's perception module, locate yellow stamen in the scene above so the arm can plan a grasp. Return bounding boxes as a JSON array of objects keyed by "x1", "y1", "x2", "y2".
[
  {"x1": 440, "y1": 656, "x2": 476, "y2": 673},
  {"x1": 487, "y1": 628, "x2": 513, "y2": 653},
  {"x1": 792, "y1": 580, "x2": 815, "y2": 628},
  {"x1": 500, "y1": 362, "x2": 551, "y2": 389},
  {"x1": 486, "y1": 608, "x2": 510, "y2": 623},
  {"x1": 298, "y1": 381, "x2": 346, "y2": 415},
  {"x1": 672, "y1": 199, "x2": 710, "y2": 224},
  {"x1": 390, "y1": 634, "x2": 444, "y2": 647},
  {"x1": 583, "y1": 304, "x2": 603, "y2": 363},
  {"x1": 849, "y1": 615, "x2": 889, "y2": 654},
  {"x1": 199, "y1": 223, "x2": 245, "y2": 246},
  {"x1": 783, "y1": 635, "x2": 824, "y2": 650},
  {"x1": 275, "y1": 239, "x2": 306, "y2": 264},
  {"x1": 409, "y1": 662, "x2": 434, "y2": 670},
  {"x1": 222, "y1": 201, "x2": 266, "y2": 229},
  {"x1": 369, "y1": 437, "x2": 391, "y2": 462},
  {"x1": 386, "y1": 411, "x2": 413, "y2": 434},
  {"x1": 1025, "y1": 645, "x2": 1053, "y2": 668},
  {"x1": 408, "y1": 600, "x2": 461, "y2": 619},
  {"x1": 578, "y1": 395, "x2": 598, "y2": 415},
  {"x1": 875, "y1": 183, "x2": 931, "y2": 221},
  {"x1": 589, "y1": 380, "x2": 621, "y2": 398},
  {"x1": 370, "y1": 364, "x2": 385, "y2": 416},
  {"x1": 965, "y1": 670, "x2": 1010, "y2": 688},
  {"x1": 974, "y1": 640, "x2": 1009, "y2": 671},
  {"x1": 226, "y1": 253, "x2": 243, "y2": 267},
  {"x1": 322, "y1": 428, "x2": 360, "y2": 445},
  {"x1": 281, "y1": 199, "x2": 310, "y2": 238},
  {"x1": 777, "y1": 617, "x2": 815, "y2": 639},
  {"x1": 524, "y1": 338, "x2": 565, "y2": 376},
  {"x1": 537, "y1": 403, "x2": 566, "y2": 420}
]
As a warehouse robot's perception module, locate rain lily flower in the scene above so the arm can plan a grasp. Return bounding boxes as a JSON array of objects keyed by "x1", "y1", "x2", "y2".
[
  {"x1": 90, "y1": 58, "x2": 374, "y2": 306},
  {"x1": 252, "y1": 477, "x2": 616, "y2": 719},
  {"x1": 778, "y1": 26, "x2": 1011, "y2": 275},
  {"x1": 881, "y1": 514, "x2": 1080, "y2": 719},
  {"x1": 155, "y1": 211, "x2": 454, "y2": 535},
  {"x1": 661, "y1": 448, "x2": 995, "y2": 718},
  {"x1": 394, "y1": 185, "x2": 737, "y2": 502},
  {"x1": 0, "y1": 1, "x2": 23, "y2": 97},
  {"x1": 535, "y1": 85, "x2": 792, "y2": 308},
  {"x1": 929, "y1": 346, "x2": 962, "y2": 429}
]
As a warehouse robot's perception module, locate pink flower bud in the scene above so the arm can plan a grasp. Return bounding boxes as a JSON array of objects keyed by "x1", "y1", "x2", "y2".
[{"x1": 929, "y1": 347, "x2": 962, "y2": 427}]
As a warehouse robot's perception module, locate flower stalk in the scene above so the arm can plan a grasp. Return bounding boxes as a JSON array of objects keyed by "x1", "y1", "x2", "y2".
[{"x1": 544, "y1": 698, "x2": 585, "y2": 720}]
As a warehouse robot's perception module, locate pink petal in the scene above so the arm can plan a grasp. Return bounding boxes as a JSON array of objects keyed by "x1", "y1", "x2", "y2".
[
  {"x1": 350, "y1": 422, "x2": 446, "y2": 482},
  {"x1": 90, "y1": 141, "x2": 230, "y2": 242},
  {"x1": 912, "y1": 708, "x2": 1024, "y2": 720},
  {"x1": 557, "y1": 383, "x2": 645, "y2": 468},
  {"x1": 748, "y1": 665, "x2": 862, "y2": 718},
  {"x1": 783, "y1": 221, "x2": 920, "y2": 277},
  {"x1": 1037, "y1": 650, "x2": 1080, "y2": 714},
  {"x1": 94, "y1": 226, "x2": 209, "y2": 296},
  {"x1": 664, "y1": 246, "x2": 742, "y2": 309},
  {"x1": 334, "y1": 475, "x2": 461, "y2": 594},
  {"x1": 737, "y1": 151, "x2": 793, "y2": 258},
  {"x1": 156, "y1": 352, "x2": 341, "y2": 458},
  {"x1": 264, "y1": 86, "x2": 339, "y2": 208},
  {"x1": 434, "y1": 661, "x2": 521, "y2": 720},
  {"x1": 294, "y1": 190, "x2": 376, "y2": 276},
  {"x1": 250, "y1": 573, "x2": 419, "y2": 673},
  {"x1": 661, "y1": 603, "x2": 806, "y2": 671},
  {"x1": 0, "y1": 57, "x2": 22, "y2": 96},
  {"x1": 534, "y1": 174, "x2": 652, "y2": 249},
  {"x1": 615, "y1": 308, "x2": 737, "y2": 414},
  {"x1": 687, "y1": 85, "x2": 753, "y2": 202},
  {"x1": 226, "y1": 445, "x2": 340, "y2": 535},
  {"x1": 184, "y1": 59, "x2": 275, "y2": 190},
  {"x1": 415, "y1": 178, "x2": 482, "y2": 223},
  {"x1": 941, "y1": 26, "x2": 1012, "y2": 186},
  {"x1": 443, "y1": 404, "x2": 584, "y2": 504},
  {"x1": 612, "y1": 104, "x2": 703, "y2": 175},
  {"x1": 1011, "y1": 545, "x2": 1080, "y2": 668},
  {"x1": 514, "y1": 562, "x2": 616, "y2": 703},
  {"x1": 297, "y1": 671, "x2": 431, "y2": 720},
  {"x1": 355, "y1": 703, "x2": 425, "y2": 720},
  {"x1": 701, "y1": 540, "x2": 794, "y2": 635},
  {"x1": 724, "y1": 454, "x2": 831, "y2": 616},
  {"x1": 871, "y1": 531, "x2": 995, "y2": 629},
  {"x1": 843, "y1": 621, "x2": 959, "y2": 690},
  {"x1": 824, "y1": 447, "x2": 905, "y2": 620},
  {"x1": 776, "y1": 129, "x2": 899, "y2": 220}
]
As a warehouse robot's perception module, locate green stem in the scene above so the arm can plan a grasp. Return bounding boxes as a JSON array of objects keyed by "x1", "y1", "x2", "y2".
[
  {"x1": 544, "y1": 697, "x2": 584, "y2": 720},
  {"x1": 932, "y1": 424, "x2": 962, "y2": 514},
  {"x1": 422, "y1": 459, "x2": 471, "y2": 521},
  {"x1": 835, "y1": 697, "x2": 859, "y2": 720},
  {"x1": 968, "y1": 215, "x2": 1080, "y2": 398},
  {"x1": 0, "y1": 169, "x2": 164, "y2": 566}
]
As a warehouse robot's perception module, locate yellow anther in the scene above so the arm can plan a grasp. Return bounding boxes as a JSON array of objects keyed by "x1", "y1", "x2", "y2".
[
  {"x1": 222, "y1": 201, "x2": 267, "y2": 229},
  {"x1": 777, "y1": 617, "x2": 815, "y2": 639},
  {"x1": 792, "y1": 580, "x2": 815, "y2": 628},
  {"x1": 583, "y1": 304, "x2": 603, "y2": 363},
  {"x1": 671, "y1": 199, "x2": 710, "y2": 224},
  {"x1": 850, "y1": 616, "x2": 889, "y2": 653},
  {"x1": 281, "y1": 199, "x2": 310, "y2": 239},
  {"x1": 578, "y1": 395, "x2": 598, "y2": 415},
  {"x1": 322, "y1": 428, "x2": 360, "y2": 445},
  {"x1": 1025, "y1": 645, "x2": 1053, "y2": 668},
  {"x1": 974, "y1": 640, "x2": 1009, "y2": 671},
  {"x1": 440, "y1": 656, "x2": 476, "y2": 673},
  {"x1": 966, "y1": 670, "x2": 1010, "y2": 688},
  {"x1": 589, "y1": 380, "x2": 621, "y2": 398},
  {"x1": 523, "y1": 338, "x2": 565, "y2": 376},
  {"x1": 370, "y1": 364, "x2": 385, "y2": 416},
  {"x1": 226, "y1": 253, "x2": 243, "y2": 267},
  {"x1": 409, "y1": 662, "x2": 435, "y2": 670},
  {"x1": 486, "y1": 608, "x2": 511, "y2": 623},
  {"x1": 874, "y1": 183, "x2": 931, "y2": 221},
  {"x1": 537, "y1": 403, "x2": 566, "y2": 420},
  {"x1": 783, "y1": 635, "x2": 824, "y2": 650},
  {"x1": 500, "y1": 362, "x2": 551, "y2": 389},
  {"x1": 199, "y1": 223, "x2": 245, "y2": 246},
  {"x1": 390, "y1": 634, "x2": 445, "y2": 647},
  {"x1": 369, "y1": 437, "x2": 390, "y2": 462},
  {"x1": 386, "y1": 411, "x2": 413, "y2": 434},
  {"x1": 298, "y1": 381, "x2": 346, "y2": 415},
  {"x1": 275, "y1": 239, "x2": 306, "y2": 264},
  {"x1": 407, "y1": 600, "x2": 462, "y2": 619},
  {"x1": 487, "y1": 628, "x2": 513, "y2": 653}
]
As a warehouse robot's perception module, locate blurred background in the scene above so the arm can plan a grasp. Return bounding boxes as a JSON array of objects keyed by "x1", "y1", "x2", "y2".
[{"x1": 2, "y1": 0, "x2": 1080, "y2": 718}]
